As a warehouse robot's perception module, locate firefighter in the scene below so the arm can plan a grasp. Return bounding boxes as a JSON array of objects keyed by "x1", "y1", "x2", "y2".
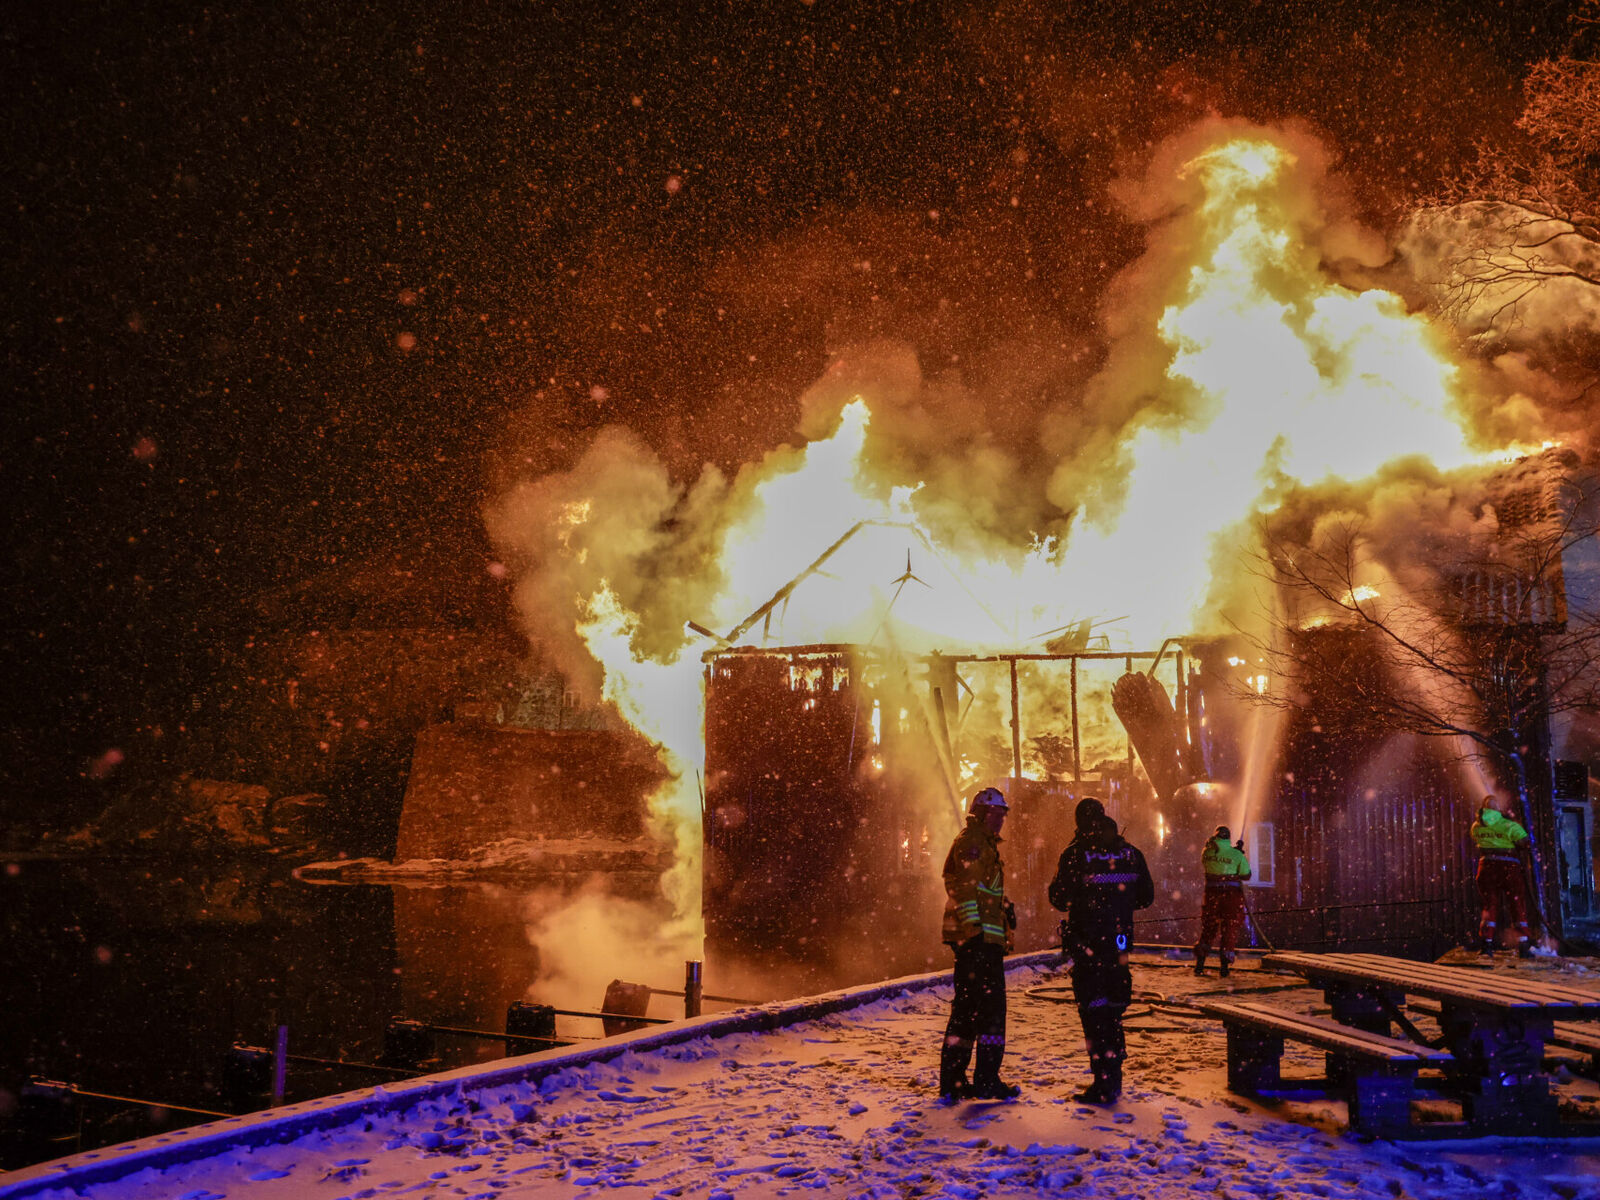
[
  {"x1": 937, "y1": 786, "x2": 1020, "y2": 1102},
  {"x1": 1048, "y1": 797, "x2": 1154, "y2": 1104},
  {"x1": 1193, "y1": 825, "x2": 1251, "y2": 978},
  {"x1": 1471, "y1": 795, "x2": 1534, "y2": 958}
]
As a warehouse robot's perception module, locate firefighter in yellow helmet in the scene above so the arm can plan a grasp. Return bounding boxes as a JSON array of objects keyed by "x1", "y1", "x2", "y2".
[{"x1": 937, "y1": 786, "x2": 1019, "y2": 1102}]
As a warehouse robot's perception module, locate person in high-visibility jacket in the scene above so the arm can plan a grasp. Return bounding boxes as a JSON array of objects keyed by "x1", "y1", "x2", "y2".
[
  {"x1": 938, "y1": 786, "x2": 1019, "y2": 1102},
  {"x1": 1193, "y1": 825, "x2": 1251, "y2": 978},
  {"x1": 1470, "y1": 795, "x2": 1533, "y2": 958}
]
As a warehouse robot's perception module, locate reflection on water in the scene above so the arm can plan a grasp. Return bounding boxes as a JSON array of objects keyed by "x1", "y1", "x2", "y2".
[{"x1": 0, "y1": 858, "x2": 659, "y2": 1167}]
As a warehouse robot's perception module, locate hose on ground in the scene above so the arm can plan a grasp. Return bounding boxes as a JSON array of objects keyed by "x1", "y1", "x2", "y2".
[{"x1": 1021, "y1": 978, "x2": 1308, "y2": 1033}]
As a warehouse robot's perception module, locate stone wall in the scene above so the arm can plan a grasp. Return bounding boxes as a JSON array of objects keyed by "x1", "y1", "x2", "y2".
[{"x1": 395, "y1": 721, "x2": 664, "y2": 861}]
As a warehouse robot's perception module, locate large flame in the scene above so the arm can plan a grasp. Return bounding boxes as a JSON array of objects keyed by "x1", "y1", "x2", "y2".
[
  {"x1": 1054, "y1": 136, "x2": 1483, "y2": 638},
  {"x1": 507, "y1": 124, "x2": 1548, "y2": 940}
]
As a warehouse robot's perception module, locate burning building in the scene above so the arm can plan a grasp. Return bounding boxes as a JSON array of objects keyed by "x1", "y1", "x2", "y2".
[
  {"x1": 700, "y1": 594, "x2": 1595, "y2": 989},
  {"x1": 484, "y1": 124, "x2": 1600, "y2": 992},
  {"x1": 700, "y1": 640, "x2": 1186, "y2": 990},
  {"x1": 693, "y1": 446, "x2": 1600, "y2": 987}
]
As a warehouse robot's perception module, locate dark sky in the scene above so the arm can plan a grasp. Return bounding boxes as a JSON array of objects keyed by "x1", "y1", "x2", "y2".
[{"x1": 2, "y1": 0, "x2": 1575, "y2": 799}]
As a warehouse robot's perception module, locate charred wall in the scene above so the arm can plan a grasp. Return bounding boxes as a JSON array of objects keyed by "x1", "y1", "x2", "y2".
[
  {"x1": 1130, "y1": 629, "x2": 1538, "y2": 956},
  {"x1": 702, "y1": 647, "x2": 959, "y2": 992}
]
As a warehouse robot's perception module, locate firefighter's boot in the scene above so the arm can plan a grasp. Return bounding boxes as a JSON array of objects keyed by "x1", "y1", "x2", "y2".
[
  {"x1": 970, "y1": 1039, "x2": 1020, "y2": 1100},
  {"x1": 1192, "y1": 948, "x2": 1207, "y2": 977},
  {"x1": 938, "y1": 1038, "x2": 973, "y2": 1102},
  {"x1": 1515, "y1": 936, "x2": 1534, "y2": 959},
  {"x1": 1074, "y1": 1055, "x2": 1122, "y2": 1104},
  {"x1": 1218, "y1": 954, "x2": 1232, "y2": 979},
  {"x1": 1101, "y1": 1058, "x2": 1124, "y2": 1102}
]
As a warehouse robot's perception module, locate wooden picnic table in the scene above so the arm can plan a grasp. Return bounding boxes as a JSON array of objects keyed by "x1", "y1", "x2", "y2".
[{"x1": 1262, "y1": 951, "x2": 1600, "y2": 1135}]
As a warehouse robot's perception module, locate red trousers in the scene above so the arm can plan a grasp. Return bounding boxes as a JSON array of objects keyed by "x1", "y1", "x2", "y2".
[
  {"x1": 1195, "y1": 885, "x2": 1244, "y2": 959},
  {"x1": 1476, "y1": 856, "x2": 1530, "y2": 944}
]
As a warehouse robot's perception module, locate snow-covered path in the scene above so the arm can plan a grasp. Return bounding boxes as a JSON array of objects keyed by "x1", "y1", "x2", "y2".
[{"x1": 9, "y1": 958, "x2": 1600, "y2": 1200}]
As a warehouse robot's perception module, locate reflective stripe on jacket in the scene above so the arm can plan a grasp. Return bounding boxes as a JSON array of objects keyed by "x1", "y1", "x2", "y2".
[
  {"x1": 1048, "y1": 829, "x2": 1155, "y2": 949},
  {"x1": 942, "y1": 816, "x2": 1008, "y2": 947}
]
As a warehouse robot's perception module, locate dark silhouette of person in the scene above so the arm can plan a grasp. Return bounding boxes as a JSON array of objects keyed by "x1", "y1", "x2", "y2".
[
  {"x1": 937, "y1": 786, "x2": 1020, "y2": 1101},
  {"x1": 1048, "y1": 797, "x2": 1153, "y2": 1103}
]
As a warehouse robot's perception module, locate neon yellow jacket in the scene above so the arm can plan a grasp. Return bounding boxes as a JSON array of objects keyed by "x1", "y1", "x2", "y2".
[
  {"x1": 1471, "y1": 808, "x2": 1529, "y2": 854},
  {"x1": 1202, "y1": 836, "x2": 1251, "y2": 883},
  {"x1": 941, "y1": 816, "x2": 1010, "y2": 947}
]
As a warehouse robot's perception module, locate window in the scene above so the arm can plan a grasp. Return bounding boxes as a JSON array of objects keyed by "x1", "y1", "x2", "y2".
[{"x1": 1246, "y1": 822, "x2": 1275, "y2": 888}]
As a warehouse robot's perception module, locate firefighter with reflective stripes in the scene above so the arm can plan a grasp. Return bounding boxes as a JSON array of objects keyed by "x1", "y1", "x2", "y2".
[
  {"x1": 1048, "y1": 797, "x2": 1154, "y2": 1104},
  {"x1": 1471, "y1": 795, "x2": 1534, "y2": 958},
  {"x1": 1193, "y1": 825, "x2": 1251, "y2": 978},
  {"x1": 937, "y1": 786, "x2": 1019, "y2": 1102}
]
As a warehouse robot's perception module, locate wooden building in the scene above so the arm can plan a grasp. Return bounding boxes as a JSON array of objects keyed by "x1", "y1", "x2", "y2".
[{"x1": 700, "y1": 630, "x2": 1594, "y2": 990}]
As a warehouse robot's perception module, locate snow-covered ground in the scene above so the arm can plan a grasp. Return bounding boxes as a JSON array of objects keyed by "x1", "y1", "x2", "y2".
[{"x1": 8, "y1": 957, "x2": 1600, "y2": 1200}]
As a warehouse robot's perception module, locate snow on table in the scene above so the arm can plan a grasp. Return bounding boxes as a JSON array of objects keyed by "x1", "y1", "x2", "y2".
[{"x1": 14, "y1": 961, "x2": 1600, "y2": 1200}]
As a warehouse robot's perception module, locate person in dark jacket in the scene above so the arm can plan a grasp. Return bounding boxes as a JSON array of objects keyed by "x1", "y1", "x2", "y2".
[
  {"x1": 1048, "y1": 797, "x2": 1154, "y2": 1103},
  {"x1": 937, "y1": 786, "x2": 1020, "y2": 1101}
]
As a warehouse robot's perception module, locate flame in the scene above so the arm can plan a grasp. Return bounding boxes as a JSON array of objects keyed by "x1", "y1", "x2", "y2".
[
  {"x1": 1487, "y1": 439, "x2": 1563, "y2": 464},
  {"x1": 1051, "y1": 136, "x2": 1483, "y2": 639},
  {"x1": 704, "y1": 398, "x2": 1047, "y2": 649},
  {"x1": 576, "y1": 584, "x2": 704, "y2": 913},
  {"x1": 500, "y1": 123, "x2": 1556, "y2": 938},
  {"x1": 556, "y1": 499, "x2": 592, "y2": 560}
]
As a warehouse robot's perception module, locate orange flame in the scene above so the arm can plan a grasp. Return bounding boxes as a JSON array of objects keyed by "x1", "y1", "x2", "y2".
[{"x1": 506, "y1": 124, "x2": 1551, "y2": 933}]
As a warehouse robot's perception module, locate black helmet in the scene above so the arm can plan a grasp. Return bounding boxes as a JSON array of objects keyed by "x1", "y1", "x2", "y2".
[
  {"x1": 1214, "y1": 825, "x2": 1230, "y2": 841},
  {"x1": 1075, "y1": 796, "x2": 1106, "y2": 832}
]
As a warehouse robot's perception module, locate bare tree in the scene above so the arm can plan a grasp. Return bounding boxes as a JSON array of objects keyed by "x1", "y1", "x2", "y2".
[
  {"x1": 1249, "y1": 453, "x2": 1600, "y2": 936},
  {"x1": 1409, "y1": 3, "x2": 1599, "y2": 338}
]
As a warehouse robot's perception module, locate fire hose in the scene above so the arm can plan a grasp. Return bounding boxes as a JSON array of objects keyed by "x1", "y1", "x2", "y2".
[{"x1": 1022, "y1": 974, "x2": 1306, "y2": 1033}]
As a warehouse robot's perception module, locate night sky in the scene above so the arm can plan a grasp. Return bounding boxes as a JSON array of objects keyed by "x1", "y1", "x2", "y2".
[{"x1": 3, "y1": 1, "x2": 1576, "y2": 817}]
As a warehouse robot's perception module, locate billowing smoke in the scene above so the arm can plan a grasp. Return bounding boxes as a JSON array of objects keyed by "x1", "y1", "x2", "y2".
[
  {"x1": 485, "y1": 114, "x2": 1597, "y2": 999},
  {"x1": 1397, "y1": 202, "x2": 1600, "y2": 454},
  {"x1": 1399, "y1": 202, "x2": 1600, "y2": 348},
  {"x1": 517, "y1": 877, "x2": 707, "y2": 1027}
]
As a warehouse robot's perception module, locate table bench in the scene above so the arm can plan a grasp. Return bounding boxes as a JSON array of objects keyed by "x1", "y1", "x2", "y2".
[
  {"x1": 1191, "y1": 997, "x2": 1454, "y2": 1138},
  {"x1": 1406, "y1": 997, "x2": 1600, "y2": 1074},
  {"x1": 1262, "y1": 951, "x2": 1600, "y2": 1136}
]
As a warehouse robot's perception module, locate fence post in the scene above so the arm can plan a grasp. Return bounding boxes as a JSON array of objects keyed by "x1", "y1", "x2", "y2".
[
  {"x1": 505, "y1": 1001, "x2": 557, "y2": 1055},
  {"x1": 272, "y1": 1025, "x2": 289, "y2": 1106},
  {"x1": 684, "y1": 960, "x2": 703, "y2": 1019}
]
